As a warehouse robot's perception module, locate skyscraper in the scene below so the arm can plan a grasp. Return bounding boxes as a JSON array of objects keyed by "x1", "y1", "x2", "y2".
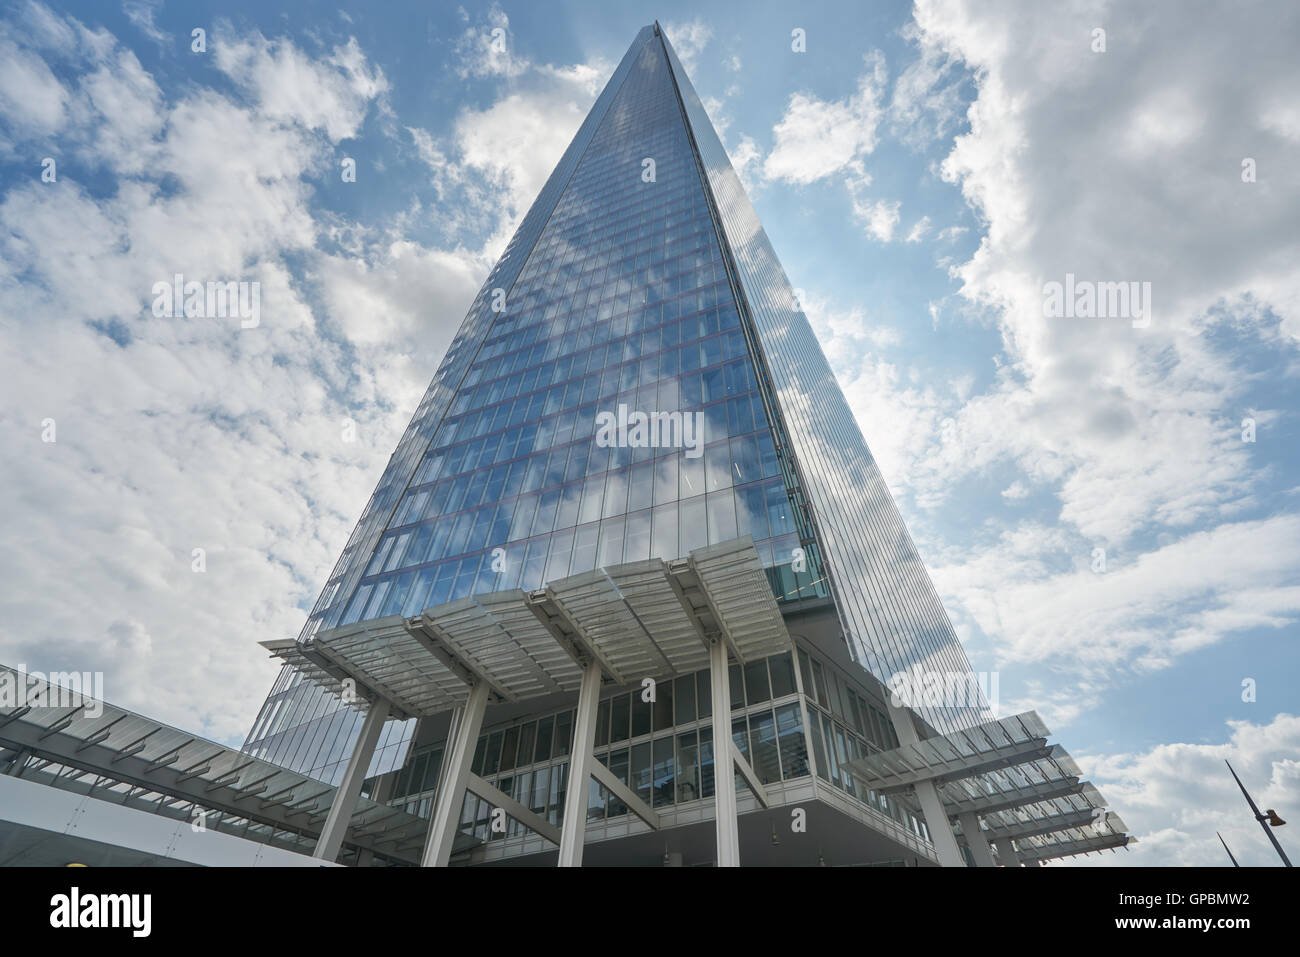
[{"x1": 244, "y1": 24, "x2": 1126, "y2": 867}]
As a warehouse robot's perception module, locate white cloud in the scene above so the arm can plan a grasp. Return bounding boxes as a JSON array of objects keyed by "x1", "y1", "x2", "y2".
[
  {"x1": 853, "y1": 196, "x2": 901, "y2": 242},
  {"x1": 0, "y1": 4, "x2": 463, "y2": 745},
  {"x1": 1069, "y1": 713, "x2": 1300, "y2": 867},
  {"x1": 662, "y1": 18, "x2": 712, "y2": 74},
  {"x1": 453, "y1": 3, "x2": 529, "y2": 79},
  {"x1": 764, "y1": 52, "x2": 888, "y2": 185},
  {"x1": 905, "y1": 215, "x2": 932, "y2": 242},
  {"x1": 0, "y1": 36, "x2": 69, "y2": 136},
  {"x1": 213, "y1": 29, "x2": 389, "y2": 142}
]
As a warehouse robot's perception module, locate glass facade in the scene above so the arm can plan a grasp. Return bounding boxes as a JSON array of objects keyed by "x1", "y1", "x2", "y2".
[
  {"x1": 245, "y1": 23, "x2": 984, "y2": 786},
  {"x1": 380, "y1": 645, "x2": 929, "y2": 856}
]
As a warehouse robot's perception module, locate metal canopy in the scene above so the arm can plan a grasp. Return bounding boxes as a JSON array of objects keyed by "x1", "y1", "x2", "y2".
[
  {"x1": 843, "y1": 711, "x2": 1052, "y2": 794},
  {"x1": 939, "y1": 748, "x2": 1084, "y2": 817},
  {"x1": 1016, "y1": 813, "x2": 1135, "y2": 863},
  {"x1": 0, "y1": 666, "x2": 429, "y2": 863},
  {"x1": 979, "y1": 783, "x2": 1108, "y2": 842},
  {"x1": 267, "y1": 537, "x2": 792, "y2": 719}
]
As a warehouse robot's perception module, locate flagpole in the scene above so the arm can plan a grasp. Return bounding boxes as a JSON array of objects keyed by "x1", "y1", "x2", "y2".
[{"x1": 1226, "y1": 760, "x2": 1292, "y2": 866}]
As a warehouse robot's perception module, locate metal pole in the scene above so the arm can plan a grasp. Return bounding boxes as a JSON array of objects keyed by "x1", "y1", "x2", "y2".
[
  {"x1": 958, "y1": 810, "x2": 995, "y2": 867},
  {"x1": 710, "y1": 639, "x2": 740, "y2": 867},
  {"x1": 422, "y1": 681, "x2": 489, "y2": 867},
  {"x1": 1226, "y1": 760, "x2": 1291, "y2": 866},
  {"x1": 556, "y1": 660, "x2": 602, "y2": 867},
  {"x1": 315, "y1": 698, "x2": 390, "y2": 862},
  {"x1": 1217, "y1": 831, "x2": 1239, "y2": 867}
]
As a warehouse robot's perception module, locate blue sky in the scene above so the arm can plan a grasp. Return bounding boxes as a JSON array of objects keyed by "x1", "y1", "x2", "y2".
[{"x1": 1, "y1": 0, "x2": 1298, "y2": 866}]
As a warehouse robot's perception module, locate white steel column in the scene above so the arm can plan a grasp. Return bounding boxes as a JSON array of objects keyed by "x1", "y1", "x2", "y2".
[
  {"x1": 888, "y1": 705, "x2": 965, "y2": 867},
  {"x1": 959, "y1": 810, "x2": 996, "y2": 867},
  {"x1": 556, "y1": 660, "x2": 602, "y2": 867},
  {"x1": 710, "y1": 639, "x2": 740, "y2": 867},
  {"x1": 422, "y1": 681, "x2": 489, "y2": 867},
  {"x1": 315, "y1": 698, "x2": 390, "y2": 862},
  {"x1": 995, "y1": 835, "x2": 1021, "y2": 867}
]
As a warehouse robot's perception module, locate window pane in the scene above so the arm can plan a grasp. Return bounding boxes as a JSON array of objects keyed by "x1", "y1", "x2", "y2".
[
  {"x1": 674, "y1": 674, "x2": 696, "y2": 724},
  {"x1": 749, "y1": 709, "x2": 780, "y2": 785},
  {"x1": 595, "y1": 698, "x2": 611, "y2": 748},
  {"x1": 610, "y1": 694, "x2": 630, "y2": 744},
  {"x1": 743, "y1": 659, "x2": 771, "y2": 704},
  {"x1": 631, "y1": 689, "x2": 652, "y2": 738},
  {"x1": 499, "y1": 727, "x2": 519, "y2": 773},
  {"x1": 652, "y1": 736, "x2": 676, "y2": 808},
  {"x1": 630, "y1": 741, "x2": 652, "y2": 806},
  {"x1": 554, "y1": 711, "x2": 573, "y2": 757},
  {"x1": 769, "y1": 653, "x2": 797, "y2": 698},
  {"x1": 699, "y1": 726, "x2": 715, "y2": 798},
  {"x1": 535, "y1": 715, "x2": 554, "y2": 763},
  {"x1": 607, "y1": 748, "x2": 629, "y2": 818},
  {"x1": 653, "y1": 678, "x2": 674, "y2": 731},
  {"x1": 676, "y1": 731, "x2": 700, "y2": 803}
]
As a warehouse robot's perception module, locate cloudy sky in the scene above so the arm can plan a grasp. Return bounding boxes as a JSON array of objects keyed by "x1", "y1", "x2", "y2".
[{"x1": 1, "y1": 0, "x2": 1297, "y2": 866}]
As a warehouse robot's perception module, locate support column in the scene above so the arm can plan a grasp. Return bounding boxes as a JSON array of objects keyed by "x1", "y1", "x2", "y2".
[
  {"x1": 4, "y1": 748, "x2": 29, "y2": 777},
  {"x1": 315, "y1": 698, "x2": 390, "y2": 862},
  {"x1": 710, "y1": 639, "x2": 740, "y2": 867},
  {"x1": 958, "y1": 810, "x2": 996, "y2": 867},
  {"x1": 888, "y1": 705, "x2": 965, "y2": 867},
  {"x1": 995, "y1": 835, "x2": 1021, "y2": 867},
  {"x1": 422, "y1": 681, "x2": 489, "y2": 867},
  {"x1": 556, "y1": 660, "x2": 603, "y2": 867}
]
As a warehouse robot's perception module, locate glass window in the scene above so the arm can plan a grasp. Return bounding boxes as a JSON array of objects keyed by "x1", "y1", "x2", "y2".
[
  {"x1": 652, "y1": 736, "x2": 676, "y2": 808},
  {"x1": 729, "y1": 662, "x2": 745, "y2": 711},
  {"x1": 554, "y1": 710, "x2": 573, "y2": 757},
  {"x1": 548, "y1": 761, "x2": 568, "y2": 825},
  {"x1": 676, "y1": 731, "x2": 700, "y2": 803},
  {"x1": 595, "y1": 698, "x2": 611, "y2": 748},
  {"x1": 631, "y1": 689, "x2": 652, "y2": 738},
  {"x1": 630, "y1": 741, "x2": 652, "y2": 807},
  {"x1": 776, "y1": 703, "x2": 810, "y2": 780},
  {"x1": 607, "y1": 748, "x2": 629, "y2": 818},
  {"x1": 653, "y1": 678, "x2": 674, "y2": 731},
  {"x1": 769, "y1": 653, "x2": 797, "y2": 699},
  {"x1": 609, "y1": 694, "x2": 630, "y2": 744},
  {"x1": 531, "y1": 766, "x2": 550, "y2": 816},
  {"x1": 674, "y1": 674, "x2": 696, "y2": 725},
  {"x1": 743, "y1": 659, "x2": 771, "y2": 704},
  {"x1": 586, "y1": 776, "x2": 607, "y2": 823},
  {"x1": 499, "y1": 726, "x2": 519, "y2": 773},
  {"x1": 699, "y1": 725, "x2": 715, "y2": 798},
  {"x1": 516, "y1": 723, "x2": 536, "y2": 768},
  {"x1": 535, "y1": 715, "x2": 554, "y2": 763},
  {"x1": 482, "y1": 731, "x2": 502, "y2": 776},
  {"x1": 749, "y1": 709, "x2": 781, "y2": 785}
]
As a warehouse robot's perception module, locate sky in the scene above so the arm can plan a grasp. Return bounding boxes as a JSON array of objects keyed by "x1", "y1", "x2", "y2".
[{"x1": 0, "y1": 0, "x2": 1297, "y2": 867}]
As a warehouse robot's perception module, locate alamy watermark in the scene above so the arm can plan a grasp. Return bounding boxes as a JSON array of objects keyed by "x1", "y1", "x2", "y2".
[
  {"x1": 1042, "y1": 273, "x2": 1151, "y2": 329},
  {"x1": 0, "y1": 668, "x2": 104, "y2": 718},
  {"x1": 594, "y1": 403, "x2": 704, "y2": 458},
  {"x1": 151, "y1": 273, "x2": 260, "y2": 328},
  {"x1": 886, "y1": 667, "x2": 999, "y2": 714}
]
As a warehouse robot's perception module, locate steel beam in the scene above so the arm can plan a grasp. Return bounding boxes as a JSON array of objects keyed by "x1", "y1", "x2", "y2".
[
  {"x1": 958, "y1": 810, "x2": 996, "y2": 867},
  {"x1": 466, "y1": 773, "x2": 563, "y2": 845},
  {"x1": 315, "y1": 698, "x2": 390, "y2": 862},
  {"x1": 421, "y1": 680, "x2": 489, "y2": 867},
  {"x1": 994, "y1": 835, "x2": 1020, "y2": 866},
  {"x1": 710, "y1": 638, "x2": 739, "y2": 866},
  {"x1": 889, "y1": 706, "x2": 965, "y2": 867},
  {"x1": 590, "y1": 759, "x2": 660, "y2": 830},
  {"x1": 556, "y1": 660, "x2": 602, "y2": 866}
]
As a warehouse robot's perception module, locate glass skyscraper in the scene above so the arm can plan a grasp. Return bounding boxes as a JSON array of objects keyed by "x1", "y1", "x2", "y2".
[{"x1": 244, "y1": 20, "x2": 989, "y2": 821}]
